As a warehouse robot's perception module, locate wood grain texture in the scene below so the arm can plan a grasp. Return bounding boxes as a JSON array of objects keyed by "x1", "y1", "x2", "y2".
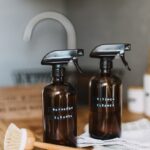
[
  {"x1": 0, "y1": 84, "x2": 147, "y2": 149},
  {"x1": 0, "y1": 84, "x2": 45, "y2": 120},
  {"x1": 1, "y1": 107, "x2": 146, "y2": 150}
]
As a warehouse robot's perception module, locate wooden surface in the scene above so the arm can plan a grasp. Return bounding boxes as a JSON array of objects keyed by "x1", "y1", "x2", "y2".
[
  {"x1": 0, "y1": 83, "x2": 145, "y2": 136},
  {"x1": 1, "y1": 106, "x2": 146, "y2": 150},
  {"x1": 4, "y1": 106, "x2": 145, "y2": 138},
  {"x1": 0, "y1": 84, "x2": 147, "y2": 149},
  {"x1": 0, "y1": 84, "x2": 44, "y2": 120}
]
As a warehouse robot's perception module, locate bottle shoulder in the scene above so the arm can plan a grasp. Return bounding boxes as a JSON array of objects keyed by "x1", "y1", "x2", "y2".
[
  {"x1": 43, "y1": 82, "x2": 76, "y2": 93},
  {"x1": 90, "y1": 74, "x2": 121, "y2": 84}
]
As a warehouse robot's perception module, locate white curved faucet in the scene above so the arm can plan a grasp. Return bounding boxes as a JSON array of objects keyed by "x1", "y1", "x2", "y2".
[{"x1": 23, "y1": 12, "x2": 76, "y2": 49}]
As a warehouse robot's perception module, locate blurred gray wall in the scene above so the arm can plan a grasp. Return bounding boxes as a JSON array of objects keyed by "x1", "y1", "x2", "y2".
[
  {"x1": 0, "y1": 0, "x2": 66, "y2": 86},
  {"x1": 1, "y1": 0, "x2": 150, "y2": 96},
  {"x1": 66, "y1": 0, "x2": 150, "y2": 98}
]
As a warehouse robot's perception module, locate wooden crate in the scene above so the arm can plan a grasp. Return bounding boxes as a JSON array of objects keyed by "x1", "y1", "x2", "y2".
[{"x1": 0, "y1": 84, "x2": 44, "y2": 120}]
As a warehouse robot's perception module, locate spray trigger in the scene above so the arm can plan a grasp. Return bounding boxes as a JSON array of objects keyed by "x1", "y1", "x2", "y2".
[
  {"x1": 72, "y1": 58, "x2": 83, "y2": 74},
  {"x1": 120, "y1": 54, "x2": 131, "y2": 71}
]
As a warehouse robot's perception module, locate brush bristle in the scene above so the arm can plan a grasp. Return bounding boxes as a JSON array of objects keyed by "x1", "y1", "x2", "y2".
[{"x1": 4, "y1": 123, "x2": 26, "y2": 150}]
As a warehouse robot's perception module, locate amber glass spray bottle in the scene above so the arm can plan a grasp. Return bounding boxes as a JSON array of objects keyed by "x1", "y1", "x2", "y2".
[
  {"x1": 41, "y1": 49, "x2": 84, "y2": 147},
  {"x1": 89, "y1": 44, "x2": 131, "y2": 140}
]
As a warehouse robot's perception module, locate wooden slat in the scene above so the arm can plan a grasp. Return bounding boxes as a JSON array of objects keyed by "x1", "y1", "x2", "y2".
[{"x1": 0, "y1": 84, "x2": 45, "y2": 120}]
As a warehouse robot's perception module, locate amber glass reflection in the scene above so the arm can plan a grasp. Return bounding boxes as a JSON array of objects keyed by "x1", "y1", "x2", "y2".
[
  {"x1": 42, "y1": 80, "x2": 77, "y2": 147},
  {"x1": 89, "y1": 73, "x2": 122, "y2": 140}
]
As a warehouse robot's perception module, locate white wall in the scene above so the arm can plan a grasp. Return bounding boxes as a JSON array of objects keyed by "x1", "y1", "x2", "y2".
[{"x1": 0, "y1": 0, "x2": 67, "y2": 86}]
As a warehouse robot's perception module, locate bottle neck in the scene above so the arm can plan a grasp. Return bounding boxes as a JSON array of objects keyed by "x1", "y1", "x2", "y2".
[
  {"x1": 52, "y1": 64, "x2": 65, "y2": 84},
  {"x1": 100, "y1": 58, "x2": 113, "y2": 75}
]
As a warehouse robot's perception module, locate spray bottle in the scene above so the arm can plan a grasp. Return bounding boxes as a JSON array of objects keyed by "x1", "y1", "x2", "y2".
[
  {"x1": 41, "y1": 49, "x2": 84, "y2": 147},
  {"x1": 89, "y1": 43, "x2": 131, "y2": 140}
]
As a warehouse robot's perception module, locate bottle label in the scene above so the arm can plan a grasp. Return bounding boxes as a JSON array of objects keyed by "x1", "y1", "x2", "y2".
[
  {"x1": 95, "y1": 97, "x2": 115, "y2": 108},
  {"x1": 47, "y1": 106, "x2": 74, "y2": 120}
]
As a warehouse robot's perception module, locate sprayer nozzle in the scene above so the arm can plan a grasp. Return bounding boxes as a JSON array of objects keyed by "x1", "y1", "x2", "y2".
[
  {"x1": 90, "y1": 43, "x2": 131, "y2": 58},
  {"x1": 77, "y1": 49, "x2": 84, "y2": 56},
  {"x1": 41, "y1": 49, "x2": 84, "y2": 73},
  {"x1": 41, "y1": 49, "x2": 84, "y2": 65},
  {"x1": 124, "y1": 44, "x2": 131, "y2": 51},
  {"x1": 90, "y1": 43, "x2": 131, "y2": 71}
]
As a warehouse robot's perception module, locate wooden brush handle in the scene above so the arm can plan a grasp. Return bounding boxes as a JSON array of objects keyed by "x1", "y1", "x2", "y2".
[{"x1": 34, "y1": 141, "x2": 83, "y2": 150}]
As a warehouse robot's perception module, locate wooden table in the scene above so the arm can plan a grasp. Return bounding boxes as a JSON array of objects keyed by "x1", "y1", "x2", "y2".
[
  {"x1": 5, "y1": 106, "x2": 145, "y2": 138},
  {"x1": 0, "y1": 84, "x2": 147, "y2": 149},
  {"x1": 1, "y1": 106, "x2": 146, "y2": 150}
]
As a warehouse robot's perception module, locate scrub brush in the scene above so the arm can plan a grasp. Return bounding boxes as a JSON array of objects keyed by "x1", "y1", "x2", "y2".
[
  {"x1": 0, "y1": 121, "x2": 8, "y2": 149},
  {"x1": 4, "y1": 123, "x2": 83, "y2": 150}
]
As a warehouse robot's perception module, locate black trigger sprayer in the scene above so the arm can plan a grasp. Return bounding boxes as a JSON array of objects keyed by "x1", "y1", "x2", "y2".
[
  {"x1": 90, "y1": 43, "x2": 131, "y2": 71},
  {"x1": 89, "y1": 43, "x2": 131, "y2": 140},
  {"x1": 41, "y1": 49, "x2": 84, "y2": 147}
]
